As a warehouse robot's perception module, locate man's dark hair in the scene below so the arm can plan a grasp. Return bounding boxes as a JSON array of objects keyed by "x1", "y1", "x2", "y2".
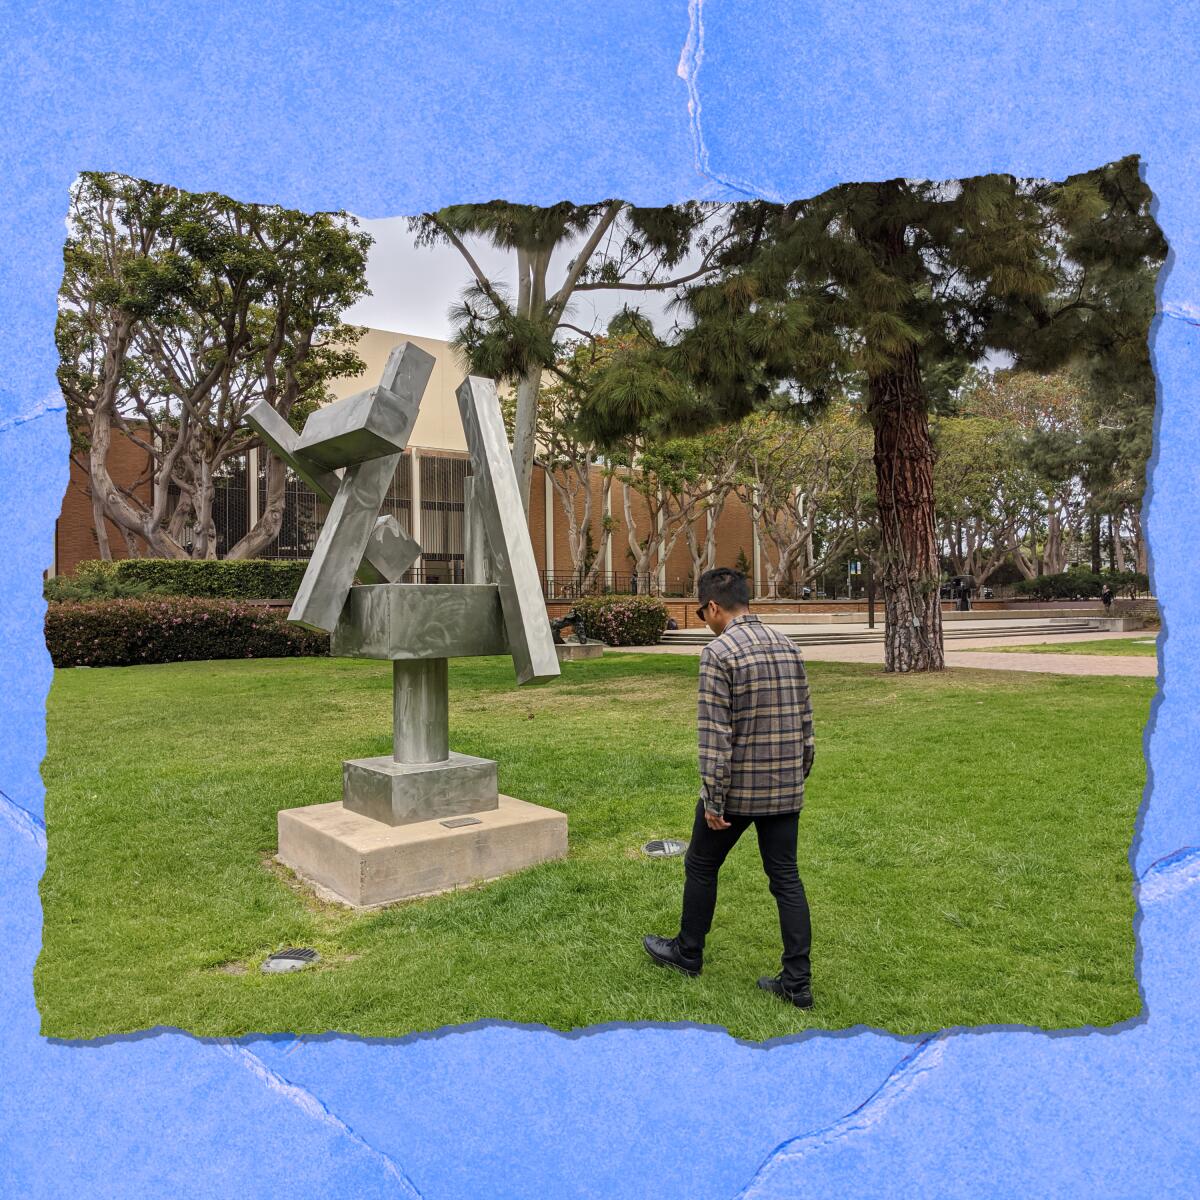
[{"x1": 698, "y1": 567, "x2": 751, "y2": 611}]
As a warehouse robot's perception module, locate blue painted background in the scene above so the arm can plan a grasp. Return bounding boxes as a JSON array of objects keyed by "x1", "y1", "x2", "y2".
[{"x1": 1, "y1": 2, "x2": 1197, "y2": 1195}]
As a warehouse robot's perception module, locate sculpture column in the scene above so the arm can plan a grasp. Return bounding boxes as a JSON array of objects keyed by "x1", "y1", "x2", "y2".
[{"x1": 393, "y1": 659, "x2": 449, "y2": 763}]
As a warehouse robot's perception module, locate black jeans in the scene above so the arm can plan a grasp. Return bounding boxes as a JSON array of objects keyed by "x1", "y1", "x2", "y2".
[{"x1": 677, "y1": 800, "x2": 812, "y2": 989}]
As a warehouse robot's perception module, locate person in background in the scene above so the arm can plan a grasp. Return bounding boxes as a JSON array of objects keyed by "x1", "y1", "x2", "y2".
[
  {"x1": 642, "y1": 567, "x2": 816, "y2": 1008},
  {"x1": 1101, "y1": 583, "x2": 1114, "y2": 614}
]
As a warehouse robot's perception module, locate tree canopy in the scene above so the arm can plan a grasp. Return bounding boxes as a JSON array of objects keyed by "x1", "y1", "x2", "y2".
[{"x1": 59, "y1": 172, "x2": 371, "y2": 559}]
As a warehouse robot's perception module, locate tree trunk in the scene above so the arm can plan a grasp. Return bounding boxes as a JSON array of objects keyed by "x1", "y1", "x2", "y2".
[
  {"x1": 581, "y1": 524, "x2": 611, "y2": 593},
  {"x1": 89, "y1": 392, "x2": 188, "y2": 559},
  {"x1": 867, "y1": 351, "x2": 944, "y2": 672},
  {"x1": 1133, "y1": 508, "x2": 1148, "y2": 573},
  {"x1": 1090, "y1": 511, "x2": 1102, "y2": 573},
  {"x1": 1113, "y1": 508, "x2": 1127, "y2": 572},
  {"x1": 1045, "y1": 507, "x2": 1061, "y2": 574},
  {"x1": 621, "y1": 481, "x2": 658, "y2": 595},
  {"x1": 765, "y1": 558, "x2": 781, "y2": 599},
  {"x1": 90, "y1": 489, "x2": 113, "y2": 562},
  {"x1": 685, "y1": 518, "x2": 704, "y2": 595},
  {"x1": 228, "y1": 450, "x2": 286, "y2": 559},
  {"x1": 511, "y1": 366, "x2": 542, "y2": 516},
  {"x1": 1007, "y1": 529, "x2": 1038, "y2": 581},
  {"x1": 194, "y1": 458, "x2": 217, "y2": 559},
  {"x1": 547, "y1": 468, "x2": 592, "y2": 579}
]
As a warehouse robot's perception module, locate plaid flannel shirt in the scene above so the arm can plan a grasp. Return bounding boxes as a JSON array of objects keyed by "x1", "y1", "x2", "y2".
[{"x1": 698, "y1": 614, "x2": 815, "y2": 817}]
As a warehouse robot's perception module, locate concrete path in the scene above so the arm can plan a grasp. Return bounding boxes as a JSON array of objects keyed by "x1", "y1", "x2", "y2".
[{"x1": 622, "y1": 630, "x2": 1159, "y2": 677}]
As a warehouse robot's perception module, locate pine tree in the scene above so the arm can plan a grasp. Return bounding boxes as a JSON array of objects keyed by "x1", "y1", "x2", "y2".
[{"x1": 587, "y1": 158, "x2": 1161, "y2": 672}]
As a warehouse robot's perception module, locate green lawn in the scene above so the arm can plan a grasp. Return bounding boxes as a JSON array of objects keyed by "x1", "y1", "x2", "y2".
[
  {"x1": 966, "y1": 637, "x2": 1159, "y2": 657},
  {"x1": 36, "y1": 653, "x2": 1150, "y2": 1041}
]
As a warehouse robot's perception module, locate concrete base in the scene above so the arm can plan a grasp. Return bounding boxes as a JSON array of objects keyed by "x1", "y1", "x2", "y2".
[
  {"x1": 343, "y1": 751, "x2": 498, "y2": 826},
  {"x1": 555, "y1": 642, "x2": 604, "y2": 662},
  {"x1": 278, "y1": 794, "x2": 568, "y2": 908}
]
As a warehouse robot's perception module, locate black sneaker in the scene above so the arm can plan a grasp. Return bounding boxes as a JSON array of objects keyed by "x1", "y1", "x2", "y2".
[
  {"x1": 642, "y1": 934, "x2": 702, "y2": 977},
  {"x1": 757, "y1": 974, "x2": 813, "y2": 1009}
]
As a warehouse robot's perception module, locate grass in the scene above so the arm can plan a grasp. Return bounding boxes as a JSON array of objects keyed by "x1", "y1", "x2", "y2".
[
  {"x1": 966, "y1": 636, "x2": 1159, "y2": 657},
  {"x1": 36, "y1": 653, "x2": 1151, "y2": 1041}
]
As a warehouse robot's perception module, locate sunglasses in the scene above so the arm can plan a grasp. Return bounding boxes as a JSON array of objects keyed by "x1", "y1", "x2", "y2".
[{"x1": 696, "y1": 600, "x2": 712, "y2": 620}]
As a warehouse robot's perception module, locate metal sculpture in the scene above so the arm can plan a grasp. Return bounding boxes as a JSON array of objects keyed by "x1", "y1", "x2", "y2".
[{"x1": 245, "y1": 341, "x2": 561, "y2": 838}]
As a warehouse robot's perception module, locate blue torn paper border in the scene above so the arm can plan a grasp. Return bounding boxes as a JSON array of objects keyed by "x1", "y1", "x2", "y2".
[{"x1": 1, "y1": 2, "x2": 1197, "y2": 1195}]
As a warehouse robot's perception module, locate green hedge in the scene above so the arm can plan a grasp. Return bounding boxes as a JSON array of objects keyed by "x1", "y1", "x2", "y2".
[
  {"x1": 48, "y1": 558, "x2": 310, "y2": 602},
  {"x1": 571, "y1": 595, "x2": 669, "y2": 646},
  {"x1": 44, "y1": 568, "x2": 154, "y2": 602},
  {"x1": 45, "y1": 597, "x2": 329, "y2": 668},
  {"x1": 1013, "y1": 570, "x2": 1149, "y2": 601}
]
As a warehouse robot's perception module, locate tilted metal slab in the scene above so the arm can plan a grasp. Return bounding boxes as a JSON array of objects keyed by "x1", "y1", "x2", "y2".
[
  {"x1": 289, "y1": 455, "x2": 404, "y2": 632},
  {"x1": 244, "y1": 399, "x2": 420, "y2": 586},
  {"x1": 295, "y1": 338, "x2": 434, "y2": 472},
  {"x1": 456, "y1": 376, "x2": 560, "y2": 685},
  {"x1": 331, "y1": 584, "x2": 508, "y2": 660},
  {"x1": 288, "y1": 341, "x2": 436, "y2": 632}
]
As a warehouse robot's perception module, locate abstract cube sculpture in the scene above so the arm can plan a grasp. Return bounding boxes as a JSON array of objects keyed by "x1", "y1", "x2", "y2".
[{"x1": 245, "y1": 342, "x2": 566, "y2": 907}]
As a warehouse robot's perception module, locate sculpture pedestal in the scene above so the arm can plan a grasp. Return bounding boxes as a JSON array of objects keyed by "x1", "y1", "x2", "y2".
[
  {"x1": 343, "y1": 751, "x2": 498, "y2": 826},
  {"x1": 278, "y1": 795, "x2": 568, "y2": 908},
  {"x1": 276, "y1": 655, "x2": 569, "y2": 908}
]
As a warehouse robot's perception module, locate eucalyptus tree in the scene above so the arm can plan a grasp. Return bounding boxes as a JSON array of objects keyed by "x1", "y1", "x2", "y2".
[
  {"x1": 58, "y1": 172, "x2": 370, "y2": 560},
  {"x1": 963, "y1": 369, "x2": 1093, "y2": 577},
  {"x1": 518, "y1": 339, "x2": 611, "y2": 592},
  {"x1": 736, "y1": 406, "x2": 875, "y2": 599},
  {"x1": 932, "y1": 415, "x2": 1041, "y2": 583}
]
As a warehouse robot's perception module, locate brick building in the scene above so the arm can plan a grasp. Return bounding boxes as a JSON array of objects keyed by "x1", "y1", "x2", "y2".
[{"x1": 52, "y1": 328, "x2": 765, "y2": 596}]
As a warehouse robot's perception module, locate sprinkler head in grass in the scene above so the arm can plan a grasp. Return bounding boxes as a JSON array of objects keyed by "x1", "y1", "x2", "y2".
[
  {"x1": 642, "y1": 839, "x2": 688, "y2": 858},
  {"x1": 261, "y1": 947, "x2": 319, "y2": 974}
]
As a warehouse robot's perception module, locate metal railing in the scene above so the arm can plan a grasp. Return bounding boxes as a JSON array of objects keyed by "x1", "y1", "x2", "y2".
[{"x1": 539, "y1": 572, "x2": 697, "y2": 599}]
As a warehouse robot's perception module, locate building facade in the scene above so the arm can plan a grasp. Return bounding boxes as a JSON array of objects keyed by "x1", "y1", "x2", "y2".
[{"x1": 53, "y1": 328, "x2": 765, "y2": 595}]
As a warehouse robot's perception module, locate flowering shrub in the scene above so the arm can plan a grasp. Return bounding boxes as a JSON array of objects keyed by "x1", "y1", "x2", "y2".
[
  {"x1": 45, "y1": 597, "x2": 329, "y2": 668},
  {"x1": 571, "y1": 595, "x2": 669, "y2": 646},
  {"x1": 46, "y1": 558, "x2": 311, "y2": 602}
]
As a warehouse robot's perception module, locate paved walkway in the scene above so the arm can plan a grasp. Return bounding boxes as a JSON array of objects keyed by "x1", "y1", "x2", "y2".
[{"x1": 622, "y1": 630, "x2": 1159, "y2": 677}]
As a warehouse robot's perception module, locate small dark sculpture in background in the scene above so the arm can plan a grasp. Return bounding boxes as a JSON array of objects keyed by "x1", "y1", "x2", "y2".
[{"x1": 550, "y1": 609, "x2": 589, "y2": 646}]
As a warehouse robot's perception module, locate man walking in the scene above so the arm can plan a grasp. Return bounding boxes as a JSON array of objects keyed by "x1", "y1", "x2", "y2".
[{"x1": 643, "y1": 567, "x2": 816, "y2": 1008}]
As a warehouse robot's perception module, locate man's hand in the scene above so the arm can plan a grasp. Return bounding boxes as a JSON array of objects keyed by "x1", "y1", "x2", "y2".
[{"x1": 704, "y1": 807, "x2": 731, "y2": 831}]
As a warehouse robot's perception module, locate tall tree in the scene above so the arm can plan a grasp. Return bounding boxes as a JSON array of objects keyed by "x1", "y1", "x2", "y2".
[
  {"x1": 611, "y1": 434, "x2": 720, "y2": 596},
  {"x1": 588, "y1": 157, "x2": 1161, "y2": 671},
  {"x1": 677, "y1": 423, "x2": 754, "y2": 589},
  {"x1": 409, "y1": 202, "x2": 731, "y2": 513},
  {"x1": 1004, "y1": 157, "x2": 1164, "y2": 576},
  {"x1": 932, "y1": 415, "x2": 1040, "y2": 583},
  {"x1": 516, "y1": 340, "x2": 611, "y2": 592},
  {"x1": 58, "y1": 172, "x2": 371, "y2": 560},
  {"x1": 736, "y1": 406, "x2": 875, "y2": 598},
  {"x1": 961, "y1": 369, "x2": 1089, "y2": 577}
]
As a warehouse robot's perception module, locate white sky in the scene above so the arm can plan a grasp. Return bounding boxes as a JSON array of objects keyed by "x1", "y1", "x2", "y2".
[{"x1": 342, "y1": 215, "x2": 686, "y2": 341}]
